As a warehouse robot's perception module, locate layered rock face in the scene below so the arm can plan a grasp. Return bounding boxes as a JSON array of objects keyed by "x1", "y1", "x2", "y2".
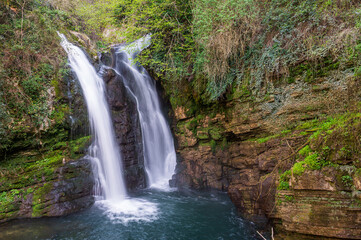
[
  {"x1": 171, "y1": 76, "x2": 361, "y2": 239},
  {"x1": 0, "y1": 155, "x2": 94, "y2": 223},
  {"x1": 276, "y1": 173, "x2": 361, "y2": 239},
  {"x1": 103, "y1": 66, "x2": 146, "y2": 190}
]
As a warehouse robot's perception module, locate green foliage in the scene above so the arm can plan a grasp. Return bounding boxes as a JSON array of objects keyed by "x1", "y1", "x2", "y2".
[
  {"x1": 341, "y1": 175, "x2": 353, "y2": 188},
  {"x1": 210, "y1": 139, "x2": 217, "y2": 153},
  {"x1": 304, "y1": 153, "x2": 321, "y2": 170},
  {"x1": 299, "y1": 145, "x2": 311, "y2": 157},
  {"x1": 278, "y1": 170, "x2": 291, "y2": 190},
  {"x1": 192, "y1": 0, "x2": 258, "y2": 99},
  {"x1": 67, "y1": 0, "x2": 361, "y2": 104},
  {"x1": 0, "y1": 0, "x2": 74, "y2": 155},
  {"x1": 69, "y1": 0, "x2": 119, "y2": 42},
  {"x1": 284, "y1": 195, "x2": 294, "y2": 202},
  {"x1": 293, "y1": 161, "x2": 305, "y2": 176},
  {"x1": 111, "y1": 0, "x2": 194, "y2": 75}
]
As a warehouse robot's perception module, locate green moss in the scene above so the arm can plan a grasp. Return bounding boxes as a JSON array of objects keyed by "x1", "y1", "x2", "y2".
[
  {"x1": 299, "y1": 145, "x2": 311, "y2": 157},
  {"x1": 293, "y1": 161, "x2": 306, "y2": 176},
  {"x1": 69, "y1": 136, "x2": 91, "y2": 157},
  {"x1": 249, "y1": 128, "x2": 293, "y2": 144},
  {"x1": 197, "y1": 130, "x2": 209, "y2": 140},
  {"x1": 289, "y1": 57, "x2": 340, "y2": 84},
  {"x1": 32, "y1": 182, "x2": 53, "y2": 217},
  {"x1": 0, "y1": 135, "x2": 88, "y2": 192},
  {"x1": 210, "y1": 140, "x2": 217, "y2": 153},
  {"x1": 304, "y1": 153, "x2": 321, "y2": 170},
  {"x1": 186, "y1": 118, "x2": 198, "y2": 133},
  {"x1": 228, "y1": 84, "x2": 251, "y2": 101},
  {"x1": 278, "y1": 170, "x2": 291, "y2": 190},
  {"x1": 209, "y1": 128, "x2": 222, "y2": 140},
  {"x1": 0, "y1": 211, "x2": 17, "y2": 220},
  {"x1": 221, "y1": 137, "x2": 228, "y2": 150},
  {"x1": 0, "y1": 190, "x2": 22, "y2": 213},
  {"x1": 341, "y1": 175, "x2": 353, "y2": 188},
  {"x1": 284, "y1": 195, "x2": 294, "y2": 202},
  {"x1": 256, "y1": 135, "x2": 275, "y2": 143},
  {"x1": 278, "y1": 181, "x2": 290, "y2": 190},
  {"x1": 23, "y1": 187, "x2": 34, "y2": 201}
]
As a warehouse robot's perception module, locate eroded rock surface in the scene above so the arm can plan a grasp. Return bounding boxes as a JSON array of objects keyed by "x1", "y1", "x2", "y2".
[{"x1": 170, "y1": 76, "x2": 361, "y2": 239}]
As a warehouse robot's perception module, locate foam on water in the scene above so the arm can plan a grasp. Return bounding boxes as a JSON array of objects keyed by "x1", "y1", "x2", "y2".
[
  {"x1": 95, "y1": 198, "x2": 159, "y2": 224},
  {"x1": 148, "y1": 181, "x2": 177, "y2": 192}
]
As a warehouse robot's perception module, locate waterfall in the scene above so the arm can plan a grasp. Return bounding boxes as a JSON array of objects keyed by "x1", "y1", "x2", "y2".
[
  {"x1": 58, "y1": 33, "x2": 158, "y2": 223},
  {"x1": 58, "y1": 33, "x2": 127, "y2": 201},
  {"x1": 112, "y1": 36, "x2": 177, "y2": 189}
]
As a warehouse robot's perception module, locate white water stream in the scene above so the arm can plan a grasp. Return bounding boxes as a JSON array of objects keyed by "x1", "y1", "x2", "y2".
[
  {"x1": 59, "y1": 33, "x2": 126, "y2": 201},
  {"x1": 112, "y1": 36, "x2": 177, "y2": 189},
  {"x1": 58, "y1": 33, "x2": 158, "y2": 223}
]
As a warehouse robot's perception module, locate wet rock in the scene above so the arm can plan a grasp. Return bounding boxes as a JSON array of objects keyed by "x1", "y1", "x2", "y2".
[
  {"x1": 103, "y1": 68, "x2": 146, "y2": 190},
  {"x1": 0, "y1": 158, "x2": 94, "y2": 223}
]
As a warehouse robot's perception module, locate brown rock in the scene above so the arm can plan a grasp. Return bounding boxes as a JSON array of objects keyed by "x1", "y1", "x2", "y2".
[
  {"x1": 291, "y1": 169, "x2": 337, "y2": 191},
  {"x1": 354, "y1": 175, "x2": 361, "y2": 191},
  {"x1": 174, "y1": 106, "x2": 188, "y2": 120},
  {"x1": 105, "y1": 68, "x2": 146, "y2": 190}
]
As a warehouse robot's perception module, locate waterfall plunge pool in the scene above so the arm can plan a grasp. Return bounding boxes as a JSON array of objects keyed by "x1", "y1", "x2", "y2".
[
  {"x1": 0, "y1": 189, "x2": 259, "y2": 240},
  {"x1": 17, "y1": 34, "x2": 261, "y2": 240}
]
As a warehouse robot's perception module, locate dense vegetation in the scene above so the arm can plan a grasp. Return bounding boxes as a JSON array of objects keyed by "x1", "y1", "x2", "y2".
[
  {"x1": 1, "y1": 0, "x2": 361, "y2": 156},
  {"x1": 66, "y1": 0, "x2": 361, "y2": 107},
  {"x1": 0, "y1": 0, "x2": 88, "y2": 157},
  {"x1": 1, "y1": 0, "x2": 360, "y2": 168}
]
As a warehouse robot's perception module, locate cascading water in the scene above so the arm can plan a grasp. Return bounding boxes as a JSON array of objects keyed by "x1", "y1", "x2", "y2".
[
  {"x1": 58, "y1": 33, "x2": 126, "y2": 201},
  {"x1": 58, "y1": 33, "x2": 158, "y2": 223},
  {"x1": 112, "y1": 36, "x2": 177, "y2": 189},
  {"x1": 0, "y1": 33, "x2": 257, "y2": 240}
]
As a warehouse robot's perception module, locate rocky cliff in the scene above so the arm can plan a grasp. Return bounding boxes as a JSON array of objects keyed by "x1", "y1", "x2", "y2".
[{"x1": 170, "y1": 72, "x2": 361, "y2": 239}]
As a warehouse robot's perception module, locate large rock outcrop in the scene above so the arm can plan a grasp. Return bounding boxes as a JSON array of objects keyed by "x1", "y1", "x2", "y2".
[
  {"x1": 0, "y1": 153, "x2": 94, "y2": 223},
  {"x1": 170, "y1": 73, "x2": 361, "y2": 239}
]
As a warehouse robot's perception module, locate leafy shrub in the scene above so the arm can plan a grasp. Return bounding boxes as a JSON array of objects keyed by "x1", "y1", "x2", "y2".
[
  {"x1": 278, "y1": 181, "x2": 290, "y2": 190},
  {"x1": 293, "y1": 161, "x2": 305, "y2": 176},
  {"x1": 299, "y1": 145, "x2": 311, "y2": 157},
  {"x1": 278, "y1": 170, "x2": 291, "y2": 190},
  {"x1": 304, "y1": 153, "x2": 321, "y2": 170},
  {"x1": 341, "y1": 175, "x2": 353, "y2": 188}
]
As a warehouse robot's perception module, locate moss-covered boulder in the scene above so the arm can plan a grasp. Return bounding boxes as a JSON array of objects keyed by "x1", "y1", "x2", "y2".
[{"x1": 0, "y1": 153, "x2": 94, "y2": 223}]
